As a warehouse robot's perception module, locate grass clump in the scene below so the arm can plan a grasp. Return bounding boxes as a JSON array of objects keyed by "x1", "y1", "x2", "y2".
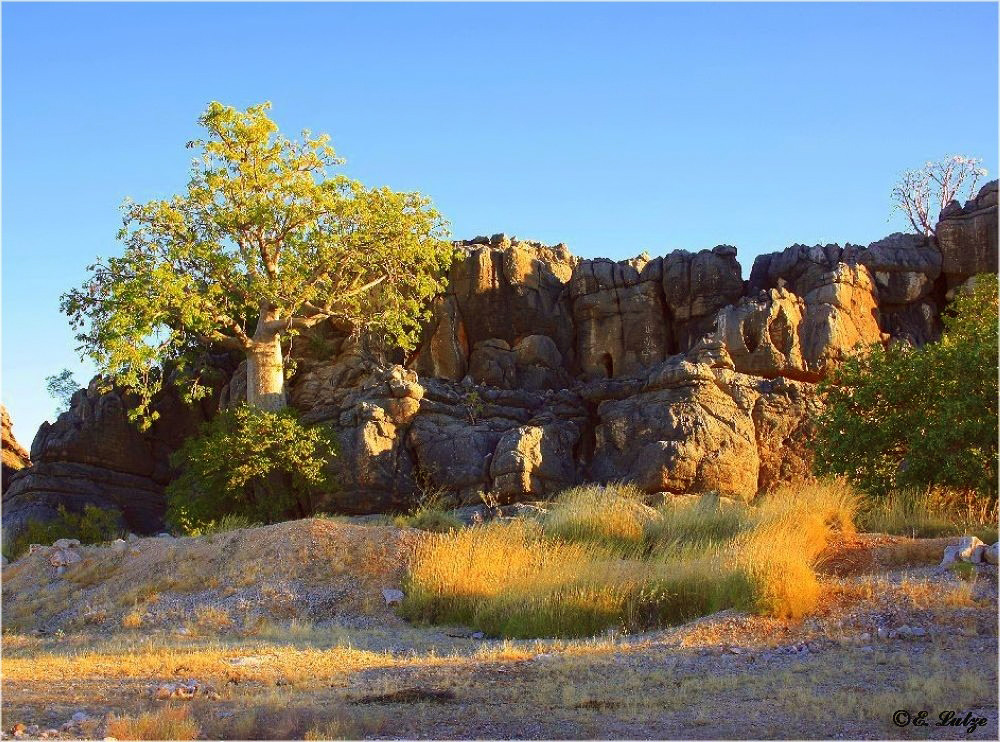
[
  {"x1": 402, "y1": 479, "x2": 860, "y2": 638},
  {"x1": 645, "y1": 493, "x2": 747, "y2": 549},
  {"x1": 393, "y1": 495, "x2": 463, "y2": 533},
  {"x1": 106, "y1": 705, "x2": 200, "y2": 740},
  {"x1": 540, "y1": 483, "x2": 656, "y2": 551},
  {"x1": 856, "y1": 487, "x2": 998, "y2": 543}
]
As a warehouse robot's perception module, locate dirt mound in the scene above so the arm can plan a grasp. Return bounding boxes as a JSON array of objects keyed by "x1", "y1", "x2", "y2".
[{"x1": 1, "y1": 518, "x2": 420, "y2": 634}]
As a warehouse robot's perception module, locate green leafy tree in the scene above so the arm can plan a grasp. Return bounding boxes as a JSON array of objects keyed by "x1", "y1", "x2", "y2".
[
  {"x1": 166, "y1": 404, "x2": 335, "y2": 527},
  {"x1": 61, "y1": 101, "x2": 453, "y2": 424},
  {"x1": 813, "y1": 273, "x2": 998, "y2": 498},
  {"x1": 44, "y1": 368, "x2": 80, "y2": 414}
]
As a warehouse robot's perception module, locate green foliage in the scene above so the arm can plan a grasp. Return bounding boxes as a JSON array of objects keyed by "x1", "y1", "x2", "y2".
[
  {"x1": 3, "y1": 505, "x2": 123, "y2": 560},
  {"x1": 44, "y1": 369, "x2": 79, "y2": 415},
  {"x1": 61, "y1": 100, "x2": 454, "y2": 425},
  {"x1": 813, "y1": 273, "x2": 998, "y2": 499},
  {"x1": 166, "y1": 404, "x2": 336, "y2": 528}
]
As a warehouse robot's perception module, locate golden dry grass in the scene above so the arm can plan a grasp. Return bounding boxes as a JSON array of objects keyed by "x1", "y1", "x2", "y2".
[
  {"x1": 106, "y1": 705, "x2": 200, "y2": 740},
  {"x1": 402, "y1": 479, "x2": 862, "y2": 636}
]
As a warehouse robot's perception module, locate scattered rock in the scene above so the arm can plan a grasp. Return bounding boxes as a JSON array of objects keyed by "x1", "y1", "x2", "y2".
[
  {"x1": 52, "y1": 538, "x2": 81, "y2": 549},
  {"x1": 48, "y1": 548, "x2": 82, "y2": 568},
  {"x1": 941, "y1": 536, "x2": 985, "y2": 566},
  {"x1": 985, "y1": 543, "x2": 999, "y2": 565},
  {"x1": 110, "y1": 539, "x2": 129, "y2": 552},
  {"x1": 381, "y1": 588, "x2": 404, "y2": 606}
]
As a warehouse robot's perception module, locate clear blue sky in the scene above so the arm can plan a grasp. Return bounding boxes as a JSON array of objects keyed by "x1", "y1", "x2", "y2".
[{"x1": 2, "y1": 2, "x2": 997, "y2": 443}]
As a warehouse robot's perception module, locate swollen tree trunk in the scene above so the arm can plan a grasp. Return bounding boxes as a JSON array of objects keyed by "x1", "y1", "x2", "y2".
[{"x1": 246, "y1": 306, "x2": 287, "y2": 411}]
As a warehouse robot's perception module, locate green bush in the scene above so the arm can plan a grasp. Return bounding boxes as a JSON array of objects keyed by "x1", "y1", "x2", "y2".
[
  {"x1": 813, "y1": 273, "x2": 998, "y2": 499},
  {"x1": 3, "y1": 504, "x2": 123, "y2": 560},
  {"x1": 166, "y1": 404, "x2": 336, "y2": 530}
]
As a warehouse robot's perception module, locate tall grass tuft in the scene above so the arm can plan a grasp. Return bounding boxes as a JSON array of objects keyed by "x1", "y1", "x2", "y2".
[
  {"x1": 106, "y1": 706, "x2": 200, "y2": 740},
  {"x1": 645, "y1": 493, "x2": 748, "y2": 550},
  {"x1": 540, "y1": 483, "x2": 656, "y2": 551}
]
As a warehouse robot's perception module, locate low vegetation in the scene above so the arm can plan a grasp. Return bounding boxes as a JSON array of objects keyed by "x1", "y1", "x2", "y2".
[
  {"x1": 2, "y1": 504, "x2": 123, "y2": 561},
  {"x1": 401, "y1": 480, "x2": 861, "y2": 638},
  {"x1": 856, "y1": 486, "x2": 998, "y2": 543},
  {"x1": 166, "y1": 405, "x2": 335, "y2": 529},
  {"x1": 814, "y1": 272, "x2": 998, "y2": 499}
]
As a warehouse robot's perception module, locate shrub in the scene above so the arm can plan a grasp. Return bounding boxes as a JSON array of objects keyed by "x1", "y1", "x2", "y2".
[
  {"x1": 813, "y1": 273, "x2": 998, "y2": 499},
  {"x1": 2, "y1": 504, "x2": 123, "y2": 560},
  {"x1": 166, "y1": 404, "x2": 335, "y2": 529},
  {"x1": 106, "y1": 706, "x2": 199, "y2": 741}
]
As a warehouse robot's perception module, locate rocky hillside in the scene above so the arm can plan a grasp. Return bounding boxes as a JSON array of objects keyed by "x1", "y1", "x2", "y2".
[{"x1": 3, "y1": 181, "x2": 997, "y2": 537}]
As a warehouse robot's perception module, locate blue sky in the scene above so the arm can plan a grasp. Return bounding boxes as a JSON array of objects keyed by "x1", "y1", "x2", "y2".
[{"x1": 2, "y1": 1, "x2": 998, "y2": 442}]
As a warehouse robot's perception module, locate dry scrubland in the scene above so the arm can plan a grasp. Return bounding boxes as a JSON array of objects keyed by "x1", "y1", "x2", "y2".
[{"x1": 2, "y1": 482, "x2": 998, "y2": 739}]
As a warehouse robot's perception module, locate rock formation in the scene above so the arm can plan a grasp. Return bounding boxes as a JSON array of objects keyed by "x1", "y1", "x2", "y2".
[
  {"x1": 2, "y1": 355, "x2": 236, "y2": 540},
  {"x1": 3, "y1": 181, "x2": 997, "y2": 537},
  {"x1": 2, "y1": 406, "x2": 31, "y2": 492}
]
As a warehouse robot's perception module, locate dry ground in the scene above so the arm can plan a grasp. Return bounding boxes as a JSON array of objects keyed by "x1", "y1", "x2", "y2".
[{"x1": 1, "y1": 521, "x2": 997, "y2": 740}]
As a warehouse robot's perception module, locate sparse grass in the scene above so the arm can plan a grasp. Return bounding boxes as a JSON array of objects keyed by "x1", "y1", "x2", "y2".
[
  {"x1": 899, "y1": 576, "x2": 976, "y2": 608},
  {"x1": 106, "y1": 705, "x2": 200, "y2": 740},
  {"x1": 193, "y1": 604, "x2": 234, "y2": 633},
  {"x1": 402, "y1": 480, "x2": 861, "y2": 637},
  {"x1": 857, "y1": 487, "x2": 998, "y2": 543}
]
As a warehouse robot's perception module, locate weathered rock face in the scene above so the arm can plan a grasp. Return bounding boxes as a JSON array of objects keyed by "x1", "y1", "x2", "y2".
[
  {"x1": 408, "y1": 235, "x2": 577, "y2": 381},
  {"x1": 570, "y1": 256, "x2": 672, "y2": 379},
  {"x1": 2, "y1": 406, "x2": 31, "y2": 492},
  {"x1": 2, "y1": 355, "x2": 236, "y2": 541},
  {"x1": 714, "y1": 263, "x2": 884, "y2": 381},
  {"x1": 5, "y1": 208, "x2": 997, "y2": 527},
  {"x1": 936, "y1": 180, "x2": 998, "y2": 289},
  {"x1": 662, "y1": 245, "x2": 744, "y2": 348}
]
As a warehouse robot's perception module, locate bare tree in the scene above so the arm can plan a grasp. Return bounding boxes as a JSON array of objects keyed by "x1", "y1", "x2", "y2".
[{"x1": 891, "y1": 155, "x2": 988, "y2": 236}]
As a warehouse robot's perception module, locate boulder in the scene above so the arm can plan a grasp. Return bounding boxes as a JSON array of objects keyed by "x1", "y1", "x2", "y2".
[
  {"x1": 985, "y1": 543, "x2": 999, "y2": 566},
  {"x1": 490, "y1": 419, "x2": 580, "y2": 499},
  {"x1": 2, "y1": 354, "x2": 235, "y2": 543},
  {"x1": 589, "y1": 358, "x2": 760, "y2": 500},
  {"x1": 940, "y1": 536, "x2": 985, "y2": 566}
]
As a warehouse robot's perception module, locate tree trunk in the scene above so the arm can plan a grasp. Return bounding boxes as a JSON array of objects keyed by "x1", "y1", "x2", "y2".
[{"x1": 246, "y1": 306, "x2": 287, "y2": 411}]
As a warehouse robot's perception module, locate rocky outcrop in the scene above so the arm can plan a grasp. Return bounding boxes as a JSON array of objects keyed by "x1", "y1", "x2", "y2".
[
  {"x1": 713, "y1": 263, "x2": 884, "y2": 381},
  {"x1": 5, "y1": 202, "x2": 997, "y2": 527},
  {"x1": 2, "y1": 355, "x2": 236, "y2": 540},
  {"x1": 2, "y1": 406, "x2": 31, "y2": 492},
  {"x1": 936, "y1": 180, "x2": 998, "y2": 289}
]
